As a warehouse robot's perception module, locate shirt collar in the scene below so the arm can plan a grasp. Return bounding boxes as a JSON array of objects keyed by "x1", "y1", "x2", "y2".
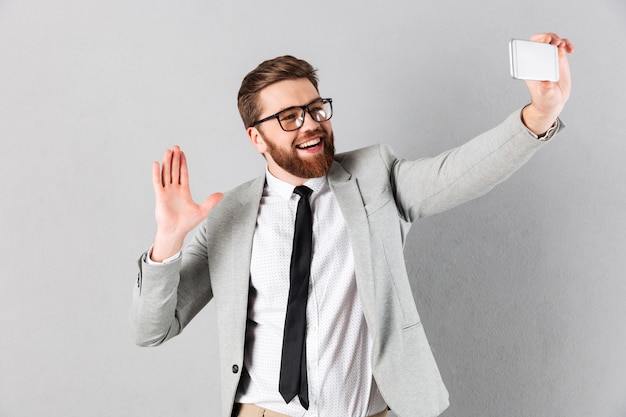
[{"x1": 264, "y1": 168, "x2": 327, "y2": 199}]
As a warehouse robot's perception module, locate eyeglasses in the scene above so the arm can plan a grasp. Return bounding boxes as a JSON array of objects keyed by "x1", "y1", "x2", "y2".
[{"x1": 252, "y1": 98, "x2": 333, "y2": 132}]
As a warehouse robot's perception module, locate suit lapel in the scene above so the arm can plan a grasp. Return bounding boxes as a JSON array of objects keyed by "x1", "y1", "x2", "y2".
[
  {"x1": 231, "y1": 174, "x2": 265, "y2": 282},
  {"x1": 221, "y1": 175, "x2": 265, "y2": 352},
  {"x1": 327, "y1": 162, "x2": 376, "y2": 326}
]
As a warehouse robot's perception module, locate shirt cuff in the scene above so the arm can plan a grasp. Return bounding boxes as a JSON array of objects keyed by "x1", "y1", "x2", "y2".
[
  {"x1": 145, "y1": 245, "x2": 182, "y2": 265},
  {"x1": 526, "y1": 119, "x2": 560, "y2": 141},
  {"x1": 520, "y1": 105, "x2": 562, "y2": 141}
]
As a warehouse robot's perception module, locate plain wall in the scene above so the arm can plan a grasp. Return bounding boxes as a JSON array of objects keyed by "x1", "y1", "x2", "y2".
[{"x1": 1, "y1": 0, "x2": 625, "y2": 416}]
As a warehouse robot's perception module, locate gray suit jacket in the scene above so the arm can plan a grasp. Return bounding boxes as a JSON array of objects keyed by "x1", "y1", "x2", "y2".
[{"x1": 132, "y1": 110, "x2": 558, "y2": 417}]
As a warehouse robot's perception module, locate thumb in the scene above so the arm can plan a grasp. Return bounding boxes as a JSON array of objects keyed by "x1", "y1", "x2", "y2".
[{"x1": 200, "y1": 192, "x2": 224, "y2": 216}]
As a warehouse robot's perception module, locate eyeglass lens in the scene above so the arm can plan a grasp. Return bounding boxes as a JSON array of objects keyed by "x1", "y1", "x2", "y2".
[{"x1": 278, "y1": 100, "x2": 332, "y2": 131}]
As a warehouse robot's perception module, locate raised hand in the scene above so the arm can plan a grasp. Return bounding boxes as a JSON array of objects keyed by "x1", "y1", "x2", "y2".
[
  {"x1": 151, "y1": 145, "x2": 223, "y2": 262},
  {"x1": 522, "y1": 33, "x2": 575, "y2": 136}
]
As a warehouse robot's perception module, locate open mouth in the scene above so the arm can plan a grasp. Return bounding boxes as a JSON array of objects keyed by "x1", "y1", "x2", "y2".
[{"x1": 295, "y1": 138, "x2": 322, "y2": 150}]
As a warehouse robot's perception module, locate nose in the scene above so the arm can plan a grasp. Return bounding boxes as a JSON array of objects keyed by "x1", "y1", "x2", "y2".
[{"x1": 300, "y1": 110, "x2": 322, "y2": 132}]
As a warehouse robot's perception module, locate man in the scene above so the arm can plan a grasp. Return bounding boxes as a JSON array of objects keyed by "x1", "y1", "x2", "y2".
[{"x1": 131, "y1": 33, "x2": 574, "y2": 417}]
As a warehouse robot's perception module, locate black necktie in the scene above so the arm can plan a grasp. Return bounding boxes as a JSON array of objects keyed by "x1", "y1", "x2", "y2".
[{"x1": 279, "y1": 185, "x2": 313, "y2": 410}]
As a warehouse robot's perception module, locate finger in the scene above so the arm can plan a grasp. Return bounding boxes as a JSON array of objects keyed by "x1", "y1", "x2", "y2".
[
  {"x1": 162, "y1": 149, "x2": 173, "y2": 186},
  {"x1": 200, "y1": 192, "x2": 224, "y2": 216},
  {"x1": 547, "y1": 33, "x2": 562, "y2": 46},
  {"x1": 179, "y1": 150, "x2": 189, "y2": 187},
  {"x1": 530, "y1": 32, "x2": 553, "y2": 43},
  {"x1": 171, "y1": 145, "x2": 181, "y2": 185},
  {"x1": 531, "y1": 32, "x2": 563, "y2": 46},
  {"x1": 560, "y1": 38, "x2": 574, "y2": 54}
]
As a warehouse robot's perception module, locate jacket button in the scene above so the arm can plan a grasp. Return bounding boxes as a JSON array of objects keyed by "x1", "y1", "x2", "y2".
[{"x1": 232, "y1": 365, "x2": 239, "y2": 374}]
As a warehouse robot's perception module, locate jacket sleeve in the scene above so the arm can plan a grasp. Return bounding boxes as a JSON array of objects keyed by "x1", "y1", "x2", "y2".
[
  {"x1": 130, "y1": 221, "x2": 213, "y2": 347},
  {"x1": 389, "y1": 109, "x2": 562, "y2": 222}
]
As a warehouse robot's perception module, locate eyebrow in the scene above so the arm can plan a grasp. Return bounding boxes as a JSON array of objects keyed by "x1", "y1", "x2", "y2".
[{"x1": 274, "y1": 96, "x2": 323, "y2": 114}]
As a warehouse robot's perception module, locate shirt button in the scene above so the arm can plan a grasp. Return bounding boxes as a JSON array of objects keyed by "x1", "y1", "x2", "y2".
[{"x1": 232, "y1": 365, "x2": 239, "y2": 374}]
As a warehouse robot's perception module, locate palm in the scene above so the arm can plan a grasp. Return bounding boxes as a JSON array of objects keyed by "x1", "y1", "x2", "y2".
[
  {"x1": 154, "y1": 184, "x2": 215, "y2": 235},
  {"x1": 150, "y1": 146, "x2": 223, "y2": 261}
]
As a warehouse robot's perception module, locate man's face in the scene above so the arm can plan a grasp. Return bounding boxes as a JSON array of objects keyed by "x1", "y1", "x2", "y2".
[{"x1": 247, "y1": 78, "x2": 335, "y2": 185}]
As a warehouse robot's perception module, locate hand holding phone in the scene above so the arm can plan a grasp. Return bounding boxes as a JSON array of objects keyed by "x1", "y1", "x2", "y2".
[{"x1": 509, "y1": 39, "x2": 559, "y2": 82}]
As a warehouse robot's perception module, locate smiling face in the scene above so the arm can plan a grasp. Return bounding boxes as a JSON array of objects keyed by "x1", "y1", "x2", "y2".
[{"x1": 247, "y1": 78, "x2": 335, "y2": 186}]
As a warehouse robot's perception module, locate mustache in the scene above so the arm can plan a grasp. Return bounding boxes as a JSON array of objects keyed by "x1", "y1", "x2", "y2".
[{"x1": 295, "y1": 129, "x2": 331, "y2": 144}]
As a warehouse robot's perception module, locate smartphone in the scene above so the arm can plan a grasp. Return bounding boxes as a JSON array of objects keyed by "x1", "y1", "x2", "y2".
[{"x1": 509, "y1": 39, "x2": 559, "y2": 82}]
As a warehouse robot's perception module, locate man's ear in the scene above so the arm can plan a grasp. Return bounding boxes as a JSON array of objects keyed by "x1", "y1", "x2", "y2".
[{"x1": 247, "y1": 126, "x2": 267, "y2": 154}]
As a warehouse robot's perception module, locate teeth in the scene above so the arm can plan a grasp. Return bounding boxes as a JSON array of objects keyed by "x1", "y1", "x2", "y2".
[{"x1": 296, "y1": 138, "x2": 321, "y2": 149}]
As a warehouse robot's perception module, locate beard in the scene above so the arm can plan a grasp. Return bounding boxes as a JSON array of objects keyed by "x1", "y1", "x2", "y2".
[{"x1": 263, "y1": 129, "x2": 335, "y2": 179}]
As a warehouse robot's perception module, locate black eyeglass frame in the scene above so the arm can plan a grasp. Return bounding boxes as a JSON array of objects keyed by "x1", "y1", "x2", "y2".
[{"x1": 251, "y1": 98, "x2": 333, "y2": 131}]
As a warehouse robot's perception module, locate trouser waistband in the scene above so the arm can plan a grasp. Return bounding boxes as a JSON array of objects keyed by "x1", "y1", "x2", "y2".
[{"x1": 236, "y1": 403, "x2": 388, "y2": 417}]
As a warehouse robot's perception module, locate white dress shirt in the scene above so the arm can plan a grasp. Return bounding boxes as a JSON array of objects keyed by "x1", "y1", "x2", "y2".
[{"x1": 234, "y1": 170, "x2": 387, "y2": 417}]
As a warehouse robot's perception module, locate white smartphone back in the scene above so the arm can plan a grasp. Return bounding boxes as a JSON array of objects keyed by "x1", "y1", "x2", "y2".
[{"x1": 509, "y1": 39, "x2": 559, "y2": 82}]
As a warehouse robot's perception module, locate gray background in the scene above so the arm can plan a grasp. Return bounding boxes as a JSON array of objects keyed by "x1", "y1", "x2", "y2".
[{"x1": 1, "y1": 0, "x2": 625, "y2": 416}]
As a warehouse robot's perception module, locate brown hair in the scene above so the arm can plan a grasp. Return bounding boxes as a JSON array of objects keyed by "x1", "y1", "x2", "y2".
[{"x1": 237, "y1": 55, "x2": 319, "y2": 128}]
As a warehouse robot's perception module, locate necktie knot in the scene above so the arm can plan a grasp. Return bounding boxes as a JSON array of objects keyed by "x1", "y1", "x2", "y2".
[{"x1": 293, "y1": 185, "x2": 313, "y2": 199}]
